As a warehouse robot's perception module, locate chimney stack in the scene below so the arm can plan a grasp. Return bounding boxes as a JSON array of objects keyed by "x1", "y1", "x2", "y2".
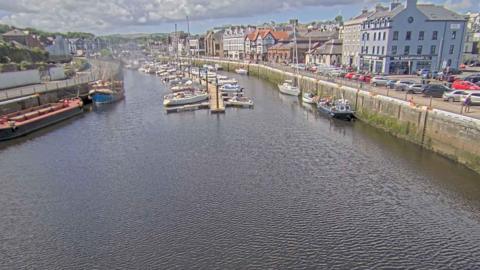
[
  {"x1": 390, "y1": 1, "x2": 401, "y2": 11},
  {"x1": 406, "y1": 0, "x2": 417, "y2": 9}
]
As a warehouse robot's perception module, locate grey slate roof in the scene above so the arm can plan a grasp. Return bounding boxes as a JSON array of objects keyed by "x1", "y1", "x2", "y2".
[
  {"x1": 367, "y1": 4, "x2": 465, "y2": 21},
  {"x1": 417, "y1": 5, "x2": 466, "y2": 21},
  {"x1": 312, "y1": 39, "x2": 343, "y2": 55}
]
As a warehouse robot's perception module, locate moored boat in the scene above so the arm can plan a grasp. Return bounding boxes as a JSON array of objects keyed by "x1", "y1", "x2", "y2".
[
  {"x1": 220, "y1": 83, "x2": 242, "y2": 92},
  {"x1": 89, "y1": 80, "x2": 124, "y2": 105},
  {"x1": 278, "y1": 80, "x2": 300, "y2": 96},
  {"x1": 227, "y1": 96, "x2": 254, "y2": 107},
  {"x1": 302, "y1": 92, "x2": 316, "y2": 104},
  {"x1": 317, "y1": 98, "x2": 355, "y2": 120},
  {"x1": 0, "y1": 98, "x2": 83, "y2": 141},
  {"x1": 235, "y1": 68, "x2": 248, "y2": 75},
  {"x1": 163, "y1": 91, "x2": 209, "y2": 107}
]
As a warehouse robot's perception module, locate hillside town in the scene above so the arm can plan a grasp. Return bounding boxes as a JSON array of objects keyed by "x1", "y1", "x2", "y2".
[{"x1": 153, "y1": 0, "x2": 479, "y2": 76}]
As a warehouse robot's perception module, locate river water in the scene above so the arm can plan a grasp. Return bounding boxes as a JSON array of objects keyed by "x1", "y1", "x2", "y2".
[{"x1": 1, "y1": 70, "x2": 480, "y2": 269}]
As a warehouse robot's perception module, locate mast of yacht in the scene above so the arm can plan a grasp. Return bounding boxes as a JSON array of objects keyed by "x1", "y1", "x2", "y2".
[{"x1": 293, "y1": 20, "x2": 299, "y2": 87}]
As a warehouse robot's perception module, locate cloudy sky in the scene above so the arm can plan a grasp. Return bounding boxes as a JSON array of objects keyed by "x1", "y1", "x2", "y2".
[{"x1": 0, "y1": 0, "x2": 477, "y2": 35}]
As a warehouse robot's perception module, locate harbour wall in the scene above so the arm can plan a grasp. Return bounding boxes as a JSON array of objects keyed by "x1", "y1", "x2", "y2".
[
  {"x1": 0, "y1": 84, "x2": 89, "y2": 115},
  {"x1": 191, "y1": 58, "x2": 480, "y2": 174}
]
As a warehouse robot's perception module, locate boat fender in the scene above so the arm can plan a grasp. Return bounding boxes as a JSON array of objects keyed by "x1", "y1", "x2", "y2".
[{"x1": 8, "y1": 121, "x2": 16, "y2": 131}]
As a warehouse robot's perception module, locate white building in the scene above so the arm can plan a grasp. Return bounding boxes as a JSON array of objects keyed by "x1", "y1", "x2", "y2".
[
  {"x1": 463, "y1": 12, "x2": 480, "y2": 63},
  {"x1": 341, "y1": 8, "x2": 375, "y2": 68},
  {"x1": 223, "y1": 26, "x2": 255, "y2": 60},
  {"x1": 359, "y1": 0, "x2": 467, "y2": 75}
]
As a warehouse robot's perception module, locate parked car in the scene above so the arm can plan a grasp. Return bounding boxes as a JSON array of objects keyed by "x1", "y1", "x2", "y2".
[
  {"x1": 464, "y1": 75, "x2": 480, "y2": 85},
  {"x1": 452, "y1": 80, "x2": 480, "y2": 90},
  {"x1": 423, "y1": 84, "x2": 450, "y2": 98},
  {"x1": 394, "y1": 80, "x2": 415, "y2": 91},
  {"x1": 460, "y1": 92, "x2": 480, "y2": 105},
  {"x1": 358, "y1": 74, "x2": 372, "y2": 83},
  {"x1": 386, "y1": 79, "x2": 398, "y2": 89},
  {"x1": 442, "y1": 89, "x2": 468, "y2": 102},
  {"x1": 352, "y1": 74, "x2": 361, "y2": 80},
  {"x1": 417, "y1": 68, "x2": 430, "y2": 77},
  {"x1": 370, "y1": 76, "x2": 389, "y2": 87},
  {"x1": 406, "y1": 84, "x2": 425, "y2": 94},
  {"x1": 344, "y1": 72, "x2": 356, "y2": 79}
]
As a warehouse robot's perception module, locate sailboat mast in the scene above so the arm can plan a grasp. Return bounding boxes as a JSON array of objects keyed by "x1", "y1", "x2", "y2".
[{"x1": 293, "y1": 21, "x2": 299, "y2": 85}]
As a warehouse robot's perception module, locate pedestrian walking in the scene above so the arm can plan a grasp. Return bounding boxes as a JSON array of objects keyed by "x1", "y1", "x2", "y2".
[{"x1": 464, "y1": 95, "x2": 472, "y2": 113}]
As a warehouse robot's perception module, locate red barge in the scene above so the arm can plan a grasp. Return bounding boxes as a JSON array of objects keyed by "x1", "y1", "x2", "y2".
[{"x1": 0, "y1": 98, "x2": 83, "y2": 141}]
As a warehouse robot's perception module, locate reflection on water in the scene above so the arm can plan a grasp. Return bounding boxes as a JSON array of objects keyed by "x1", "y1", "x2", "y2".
[{"x1": 0, "y1": 69, "x2": 479, "y2": 269}]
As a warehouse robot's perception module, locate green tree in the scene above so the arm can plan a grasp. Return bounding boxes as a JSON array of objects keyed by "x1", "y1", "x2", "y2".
[
  {"x1": 335, "y1": 15, "x2": 343, "y2": 25},
  {"x1": 100, "y1": 48, "x2": 112, "y2": 57}
]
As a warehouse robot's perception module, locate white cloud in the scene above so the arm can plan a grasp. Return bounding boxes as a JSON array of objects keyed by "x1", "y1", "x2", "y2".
[
  {"x1": 444, "y1": 0, "x2": 474, "y2": 10},
  {"x1": 0, "y1": 0, "x2": 366, "y2": 33}
]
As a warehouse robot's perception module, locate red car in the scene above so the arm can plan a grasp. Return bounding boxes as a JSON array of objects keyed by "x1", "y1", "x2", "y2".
[
  {"x1": 344, "y1": 72, "x2": 356, "y2": 79},
  {"x1": 358, "y1": 75, "x2": 372, "y2": 83},
  {"x1": 352, "y1": 74, "x2": 361, "y2": 80},
  {"x1": 452, "y1": 80, "x2": 480, "y2": 90}
]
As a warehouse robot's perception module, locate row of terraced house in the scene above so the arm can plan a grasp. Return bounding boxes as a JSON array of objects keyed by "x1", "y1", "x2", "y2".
[{"x1": 183, "y1": 0, "x2": 479, "y2": 75}]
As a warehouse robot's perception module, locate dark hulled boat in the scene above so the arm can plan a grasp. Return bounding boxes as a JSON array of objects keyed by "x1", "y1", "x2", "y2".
[
  {"x1": 0, "y1": 98, "x2": 83, "y2": 141},
  {"x1": 317, "y1": 98, "x2": 355, "y2": 121}
]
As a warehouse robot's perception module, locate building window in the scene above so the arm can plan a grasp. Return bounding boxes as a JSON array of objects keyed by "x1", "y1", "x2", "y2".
[
  {"x1": 447, "y1": 59, "x2": 452, "y2": 66},
  {"x1": 383, "y1": 32, "x2": 386, "y2": 40},
  {"x1": 432, "y1": 31, "x2": 438, "y2": 40},
  {"x1": 373, "y1": 32, "x2": 376, "y2": 40},
  {"x1": 404, "y1": 46, "x2": 410, "y2": 55},
  {"x1": 393, "y1": 31, "x2": 399, "y2": 40},
  {"x1": 452, "y1": 31, "x2": 457, "y2": 40},
  {"x1": 382, "y1": 46, "x2": 385, "y2": 55},
  {"x1": 392, "y1": 46, "x2": 397, "y2": 55},
  {"x1": 366, "y1": 46, "x2": 369, "y2": 54},
  {"x1": 419, "y1": 31, "x2": 424, "y2": 40},
  {"x1": 417, "y1": 45, "x2": 422, "y2": 55},
  {"x1": 431, "y1": 45, "x2": 436, "y2": 54},
  {"x1": 361, "y1": 46, "x2": 364, "y2": 53},
  {"x1": 406, "y1": 31, "x2": 411, "y2": 40},
  {"x1": 449, "y1": 45, "x2": 454, "y2": 54}
]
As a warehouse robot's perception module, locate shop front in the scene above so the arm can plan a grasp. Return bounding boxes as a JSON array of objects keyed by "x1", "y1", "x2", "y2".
[{"x1": 387, "y1": 56, "x2": 432, "y2": 75}]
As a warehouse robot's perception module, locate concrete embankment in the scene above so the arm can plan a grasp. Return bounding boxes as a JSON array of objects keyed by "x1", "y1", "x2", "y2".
[
  {"x1": 0, "y1": 59, "x2": 122, "y2": 114},
  {"x1": 191, "y1": 59, "x2": 480, "y2": 174}
]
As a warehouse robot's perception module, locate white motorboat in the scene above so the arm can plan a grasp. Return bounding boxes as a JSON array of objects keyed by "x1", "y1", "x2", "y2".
[
  {"x1": 278, "y1": 80, "x2": 300, "y2": 96},
  {"x1": 235, "y1": 68, "x2": 248, "y2": 75},
  {"x1": 220, "y1": 84, "x2": 242, "y2": 92},
  {"x1": 217, "y1": 78, "x2": 238, "y2": 86},
  {"x1": 163, "y1": 91, "x2": 209, "y2": 107},
  {"x1": 302, "y1": 92, "x2": 316, "y2": 104},
  {"x1": 227, "y1": 96, "x2": 254, "y2": 107}
]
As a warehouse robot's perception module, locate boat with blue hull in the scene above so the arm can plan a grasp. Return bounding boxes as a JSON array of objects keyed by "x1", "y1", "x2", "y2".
[{"x1": 89, "y1": 81, "x2": 124, "y2": 105}]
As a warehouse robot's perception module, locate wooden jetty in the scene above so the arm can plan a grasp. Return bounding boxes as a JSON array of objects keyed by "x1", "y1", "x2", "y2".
[{"x1": 208, "y1": 83, "x2": 225, "y2": 113}]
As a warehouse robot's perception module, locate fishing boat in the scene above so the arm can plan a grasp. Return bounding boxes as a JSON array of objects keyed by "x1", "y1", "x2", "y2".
[
  {"x1": 89, "y1": 81, "x2": 124, "y2": 105},
  {"x1": 302, "y1": 92, "x2": 316, "y2": 104},
  {"x1": 220, "y1": 83, "x2": 242, "y2": 92},
  {"x1": 0, "y1": 98, "x2": 83, "y2": 141},
  {"x1": 317, "y1": 98, "x2": 355, "y2": 120},
  {"x1": 278, "y1": 80, "x2": 300, "y2": 96},
  {"x1": 163, "y1": 91, "x2": 209, "y2": 107},
  {"x1": 235, "y1": 68, "x2": 248, "y2": 75}
]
